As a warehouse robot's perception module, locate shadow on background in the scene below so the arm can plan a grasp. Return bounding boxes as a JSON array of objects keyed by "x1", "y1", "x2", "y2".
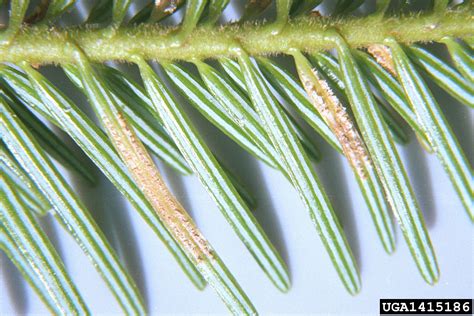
[
  {"x1": 38, "y1": 66, "x2": 149, "y2": 308},
  {"x1": 2, "y1": 8, "x2": 472, "y2": 313},
  {"x1": 166, "y1": 71, "x2": 291, "y2": 269},
  {"x1": 1, "y1": 252, "x2": 29, "y2": 314},
  {"x1": 268, "y1": 55, "x2": 362, "y2": 271},
  {"x1": 313, "y1": 143, "x2": 362, "y2": 272},
  {"x1": 40, "y1": 214, "x2": 66, "y2": 259},
  {"x1": 401, "y1": 137, "x2": 436, "y2": 228}
]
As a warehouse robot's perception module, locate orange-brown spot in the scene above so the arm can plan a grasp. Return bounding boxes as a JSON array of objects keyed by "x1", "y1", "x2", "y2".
[
  {"x1": 299, "y1": 69, "x2": 371, "y2": 179},
  {"x1": 367, "y1": 44, "x2": 396, "y2": 76},
  {"x1": 103, "y1": 110, "x2": 213, "y2": 262}
]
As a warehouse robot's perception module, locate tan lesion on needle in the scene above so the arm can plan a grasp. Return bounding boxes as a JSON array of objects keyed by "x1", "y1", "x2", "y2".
[
  {"x1": 103, "y1": 110, "x2": 213, "y2": 263},
  {"x1": 367, "y1": 44, "x2": 397, "y2": 76},
  {"x1": 298, "y1": 69, "x2": 372, "y2": 179}
]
